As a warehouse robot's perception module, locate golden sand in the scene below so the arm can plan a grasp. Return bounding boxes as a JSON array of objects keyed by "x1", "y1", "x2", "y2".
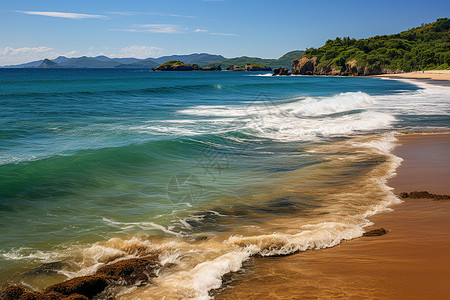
[{"x1": 376, "y1": 70, "x2": 450, "y2": 81}]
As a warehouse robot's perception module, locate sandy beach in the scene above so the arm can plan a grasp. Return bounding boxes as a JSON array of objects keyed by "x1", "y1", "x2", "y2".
[
  {"x1": 376, "y1": 70, "x2": 450, "y2": 86},
  {"x1": 215, "y1": 132, "x2": 450, "y2": 300}
]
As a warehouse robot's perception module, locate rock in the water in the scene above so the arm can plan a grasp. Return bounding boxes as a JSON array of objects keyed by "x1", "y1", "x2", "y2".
[
  {"x1": 244, "y1": 64, "x2": 272, "y2": 71},
  {"x1": 18, "y1": 292, "x2": 51, "y2": 300},
  {"x1": 96, "y1": 256, "x2": 160, "y2": 284},
  {"x1": 44, "y1": 293, "x2": 63, "y2": 300},
  {"x1": 61, "y1": 294, "x2": 88, "y2": 300},
  {"x1": 156, "y1": 60, "x2": 194, "y2": 71},
  {"x1": 363, "y1": 228, "x2": 388, "y2": 237},
  {"x1": 0, "y1": 287, "x2": 64, "y2": 300},
  {"x1": 399, "y1": 192, "x2": 410, "y2": 198},
  {"x1": 272, "y1": 67, "x2": 290, "y2": 76},
  {"x1": 1, "y1": 285, "x2": 25, "y2": 300},
  {"x1": 44, "y1": 275, "x2": 111, "y2": 298},
  {"x1": 398, "y1": 191, "x2": 450, "y2": 200},
  {"x1": 200, "y1": 66, "x2": 222, "y2": 71}
]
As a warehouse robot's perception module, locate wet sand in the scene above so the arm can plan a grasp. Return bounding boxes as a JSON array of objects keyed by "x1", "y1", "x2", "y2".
[{"x1": 215, "y1": 132, "x2": 450, "y2": 300}]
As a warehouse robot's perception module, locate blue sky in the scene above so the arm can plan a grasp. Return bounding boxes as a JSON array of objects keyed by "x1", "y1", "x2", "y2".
[{"x1": 0, "y1": 0, "x2": 448, "y2": 65}]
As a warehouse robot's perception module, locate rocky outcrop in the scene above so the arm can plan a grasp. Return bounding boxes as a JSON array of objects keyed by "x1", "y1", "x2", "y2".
[
  {"x1": 399, "y1": 191, "x2": 450, "y2": 201},
  {"x1": 290, "y1": 56, "x2": 393, "y2": 76},
  {"x1": 44, "y1": 275, "x2": 111, "y2": 299},
  {"x1": 61, "y1": 295, "x2": 88, "y2": 300},
  {"x1": 156, "y1": 64, "x2": 194, "y2": 71},
  {"x1": 155, "y1": 61, "x2": 222, "y2": 71},
  {"x1": 272, "y1": 67, "x2": 291, "y2": 76},
  {"x1": 199, "y1": 66, "x2": 222, "y2": 71},
  {"x1": 0, "y1": 286, "x2": 64, "y2": 300},
  {"x1": 291, "y1": 56, "x2": 318, "y2": 75},
  {"x1": 226, "y1": 64, "x2": 271, "y2": 71},
  {"x1": 1, "y1": 255, "x2": 164, "y2": 300},
  {"x1": 363, "y1": 228, "x2": 388, "y2": 237},
  {"x1": 1, "y1": 285, "x2": 25, "y2": 300},
  {"x1": 96, "y1": 256, "x2": 160, "y2": 284},
  {"x1": 244, "y1": 64, "x2": 272, "y2": 71},
  {"x1": 226, "y1": 65, "x2": 244, "y2": 71}
]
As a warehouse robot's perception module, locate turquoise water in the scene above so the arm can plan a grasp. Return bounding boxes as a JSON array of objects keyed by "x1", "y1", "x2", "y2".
[{"x1": 0, "y1": 69, "x2": 449, "y2": 296}]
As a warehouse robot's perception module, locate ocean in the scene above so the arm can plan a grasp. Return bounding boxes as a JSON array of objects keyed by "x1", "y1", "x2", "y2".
[{"x1": 0, "y1": 69, "x2": 449, "y2": 299}]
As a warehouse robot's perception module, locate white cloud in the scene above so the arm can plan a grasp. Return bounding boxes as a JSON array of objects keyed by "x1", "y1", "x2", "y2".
[
  {"x1": 17, "y1": 11, "x2": 106, "y2": 19},
  {"x1": 113, "y1": 24, "x2": 185, "y2": 34},
  {"x1": 193, "y1": 28, "x2": 236, "y2": 36},
  {"x1": 0, "y1": 46, "x2": 78, "y2": 65},
  {"x1": 110, "y1": 46, "x2": 164, "y2": 59},
  {"x1": 145, "y1": 12, "x2": 196, "y2": 19},
  {"x1": 137, "y1": 24, "x2": 183, "y2": 33},
  {"x1": 106, "y1": 11, "x2": 196, "y2": 18},
  {"x1": 2, "y1": 46, "x2": 53, "y2": 56},
  {"x1": 105, "y1": 11, "x2": 136, "y2": 16},
  {"x1": 114, "y1": 25, "x2": 236, "y2": 36}
]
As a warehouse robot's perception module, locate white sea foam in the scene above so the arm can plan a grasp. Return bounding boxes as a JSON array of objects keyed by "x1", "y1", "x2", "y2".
[
  {"x1": 245, "y1": 110, "x2": 396, "y2": 141},
  {"x1": 2, "y1": 81, "x2": 448, "y2": 165},
  {"x1": 180, "y1": 92, "x2": 376, "y2": 117},
  {"x1": 115, "y1": 133, "x2": 404, "y2": 299},
  {"x1": 102, "y1": 218, "x2": 184, "y2": 237},
  {"x1": 178, "y1": 92, "x2": 396, "y2": 142},
  {"x1": 246, "y1": 73, "x2": 273, "y2": 77},
  {"x1": 0, "y1": 248, "x2": 62, "y2": 262},
  {"x1": 177, "y1": 83, "x2": 449, "y2": 142},
  {"x1": 286, "y1": 91, "x2": 376, "y2": 116}
]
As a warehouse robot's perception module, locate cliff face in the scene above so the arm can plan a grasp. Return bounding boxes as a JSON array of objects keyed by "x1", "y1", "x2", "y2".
[{"x1": 291, "y1": 56, "x2": 392, "y2": 76}]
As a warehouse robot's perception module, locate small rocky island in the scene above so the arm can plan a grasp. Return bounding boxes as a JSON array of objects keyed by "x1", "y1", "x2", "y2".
[
  {"x1": 226, "y1": 64, "x2": 272, "y2": 71},
  {"x1": 153, "y1": 61, "x2": 272, "y2": 72},
  {"x1": 154, "y1": 60, "x2": 221, "y2": 71}
]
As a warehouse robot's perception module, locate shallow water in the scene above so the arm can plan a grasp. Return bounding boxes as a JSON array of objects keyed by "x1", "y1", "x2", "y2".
[{"x1": 0, "y1": 69, "x2": 449, "y2": 298}]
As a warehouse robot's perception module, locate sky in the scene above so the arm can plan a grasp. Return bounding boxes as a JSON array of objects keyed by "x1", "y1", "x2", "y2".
[{"x1": 0, "y1": 0, "x2": 448, "y2": 65}]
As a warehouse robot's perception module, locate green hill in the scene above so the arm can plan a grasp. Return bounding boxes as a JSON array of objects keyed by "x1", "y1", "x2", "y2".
[
  {"x1": 294, "y1": 18, "x2": 450, "y2": 75},
  {"x1": 207, "y1": 50, "x2": 304, "y2": 69}
]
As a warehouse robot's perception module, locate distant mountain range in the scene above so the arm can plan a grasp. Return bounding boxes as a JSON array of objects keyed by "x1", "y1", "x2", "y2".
[
  {"x1": 206, "y1": 50, "x2": 304, "y2": 69},
  {"x1": 1, "y1": 53, "x2": 226, "y2": 69},
  {"x1": 1, "y1": 51, "x2": 303, "y2": 69}
]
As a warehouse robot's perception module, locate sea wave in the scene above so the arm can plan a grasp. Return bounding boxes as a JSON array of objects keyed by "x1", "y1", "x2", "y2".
[{"x1": 0, "y1": 133, "x2": 402, "y2": 299}]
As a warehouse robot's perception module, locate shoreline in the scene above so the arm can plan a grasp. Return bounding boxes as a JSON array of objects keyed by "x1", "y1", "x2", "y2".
[
  {"x1": 375, "y1": 70, "x2": 450, "y2": 86},
  {"x1": 215, "y1": 131, "x2": 450, "y2": 299},
  {"x1": 1, "y1": 77, "x2": 449, "y2": 299}
]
